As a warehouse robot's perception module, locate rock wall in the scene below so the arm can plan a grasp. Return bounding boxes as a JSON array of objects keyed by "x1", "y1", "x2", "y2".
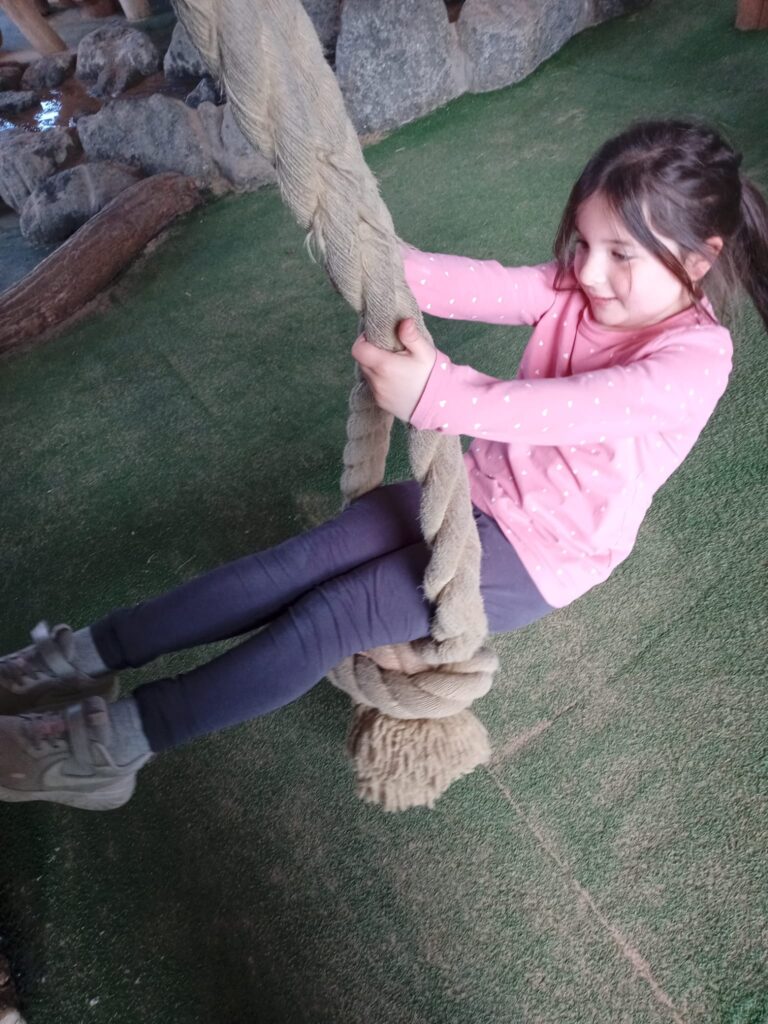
[
  {"x1": 0, "y1": 0, "x2": 650, "y2": 245},
  {"x1": 335, "y1": 0, "x2": 649, "y2": 133}
]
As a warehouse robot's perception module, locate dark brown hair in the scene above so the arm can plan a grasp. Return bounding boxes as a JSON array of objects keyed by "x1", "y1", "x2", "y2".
[{"x1": 553, "y1": 119, "x2": 768, "y2": 331}]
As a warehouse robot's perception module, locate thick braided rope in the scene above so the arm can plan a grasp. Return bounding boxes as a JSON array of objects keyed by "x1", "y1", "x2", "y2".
[
  {"x1": 331, "y1": 643, "x2": 499, "y2": 719},
  {"x1": 172, "y1": 0, "x2": 489, "y2": 680}
]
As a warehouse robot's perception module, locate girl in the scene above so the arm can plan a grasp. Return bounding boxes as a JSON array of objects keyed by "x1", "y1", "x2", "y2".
[{"x1": 1, "y1": 119, "x2": 766, "y2": 811}]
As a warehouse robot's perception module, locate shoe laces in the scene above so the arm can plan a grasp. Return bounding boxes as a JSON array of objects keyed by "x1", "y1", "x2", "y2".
[
  {"x1": 0, "y1": 622, "x2": 77, "y2": 692},
  {"x1": 0, "y1": 651, "x2": 56, "y2": 687},
  {"x1": 0, "y1": 654, "x2": 30, "y2": 687},
  {"x1": 20, "y1": 709, "x2": 70, "y2": 754},
  {"x1": 22, "y1": 698, "x2": 113, "y2": 767}
]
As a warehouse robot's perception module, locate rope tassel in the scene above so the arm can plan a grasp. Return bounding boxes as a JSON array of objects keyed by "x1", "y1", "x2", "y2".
[
  {"x1": 329, "y1": 644, "x2": 498, "y2": 810},
  {"x1": 346, "y1": 707, "x2": 492, "y2": 813}
]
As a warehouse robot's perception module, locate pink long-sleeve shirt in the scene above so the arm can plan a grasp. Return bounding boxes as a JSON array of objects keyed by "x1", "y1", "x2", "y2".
[{"x1": 403, "y1": 247, "x2": 733, "y2": 607}]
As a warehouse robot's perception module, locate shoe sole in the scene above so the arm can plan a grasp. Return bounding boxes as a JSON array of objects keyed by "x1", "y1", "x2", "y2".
[{"x1": 0, "y1": 772, "x2": 136, "y2": 811}]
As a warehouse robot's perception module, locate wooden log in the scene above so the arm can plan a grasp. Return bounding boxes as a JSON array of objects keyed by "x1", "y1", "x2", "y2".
[
  {"x1": 0, "y1": 0, "x2": 66, "y2": 53},
  {"x1": 0, "y1": 172, "x2": 202, "y2": 356},
  {"x1": 736, "y1": 0, "x2": 768, "y2": 28}
]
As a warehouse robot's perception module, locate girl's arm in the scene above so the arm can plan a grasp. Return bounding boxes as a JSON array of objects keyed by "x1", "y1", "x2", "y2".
[
  {"x1": 400, "y1": 243, "x2": 558, "y2": 326},
  {"x1": 409, "y1": 330, "x2": 732, "y2": 445}
]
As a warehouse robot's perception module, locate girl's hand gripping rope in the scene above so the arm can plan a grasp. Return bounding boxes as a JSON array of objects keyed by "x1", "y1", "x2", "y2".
[{"x1": 351, "y1": 318, "x2": 436, "y2": 423}]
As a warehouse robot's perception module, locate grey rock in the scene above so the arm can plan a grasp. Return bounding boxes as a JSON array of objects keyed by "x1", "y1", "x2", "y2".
[
  {"x1": 77, "y1": 92, "x2": 274, "y2": 192},
  {"x1": 0, "y1": 126, "x2": 76, "y2": 211},
  {"x1": 77, "y1": 93, "x2": 214, "y2": 179},
  {"x1": 336, "y1": 0, "x2": 466, "y2": 135},
  {"x1": 0, "y1": 91, "x2": 39, "y2": 116},
  {"x1": 185, "y1": 76, "x2": 224, "y2": 109},
  {"x1": 197, "y1": 101, "x2": 277, "y2": 191},
  {"x1": 76, "y1": 24, "x2": 160, "y2": 98},
  {"x1": 21, "y1": 52, "x2": 76, "y2": 92},
  {"x1": 0, "y1": 64, "x2": 23, "y2": 91},
  {"x1": 458, "y1": 0, "x2": 591, "y2": 94},
  {"x1": 19, "y1": 160, "x2": 141, "y2": 243},
  {"x1": 300, "y1": 0, "x2": 341, "y2": 53},
  {"x1": 162, "y1": 21, "x2": 208, "y2": 80}
]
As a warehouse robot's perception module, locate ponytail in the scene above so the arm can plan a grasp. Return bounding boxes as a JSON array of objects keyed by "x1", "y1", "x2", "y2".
[{"x1": 735, "y1": 175, "x2": 768, "y2": 332}]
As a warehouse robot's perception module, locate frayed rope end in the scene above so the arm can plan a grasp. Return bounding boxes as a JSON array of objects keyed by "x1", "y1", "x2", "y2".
[{"x1": 346, "y1": 706, "x2": 490, "y2": 812}]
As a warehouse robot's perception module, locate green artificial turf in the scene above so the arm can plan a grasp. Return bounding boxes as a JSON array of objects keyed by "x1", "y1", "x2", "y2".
[{"x1": 1, "y1": 1, "x2": 767, "y2": 1021}]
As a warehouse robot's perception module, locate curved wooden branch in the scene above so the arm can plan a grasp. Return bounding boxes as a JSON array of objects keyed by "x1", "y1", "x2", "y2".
[
  {"x1": 0, "y1": 172, "x2": 202, "y2": 356},
  {"x1": 0, "y1": 0, "x2": 66, "y2": 55}
]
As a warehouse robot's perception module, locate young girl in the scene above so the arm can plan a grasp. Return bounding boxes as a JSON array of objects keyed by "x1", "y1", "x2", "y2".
[{"x1": 1, "y1": 119, "x2": 766, "y2": 811}]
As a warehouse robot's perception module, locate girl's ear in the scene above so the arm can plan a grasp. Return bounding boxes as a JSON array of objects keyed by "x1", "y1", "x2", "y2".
[{"x1": 685, "y1": 236, "x2": 724, "y2": 281}]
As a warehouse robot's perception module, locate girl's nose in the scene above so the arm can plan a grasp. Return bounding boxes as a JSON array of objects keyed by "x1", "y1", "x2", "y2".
[{"x1": 579, "y1": 253, "x2": 607, "y2": 289}]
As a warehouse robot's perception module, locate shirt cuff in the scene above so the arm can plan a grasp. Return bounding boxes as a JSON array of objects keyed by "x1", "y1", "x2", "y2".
[{"x1": 409, "y1": 348, "x2": 454, "y2": 431}]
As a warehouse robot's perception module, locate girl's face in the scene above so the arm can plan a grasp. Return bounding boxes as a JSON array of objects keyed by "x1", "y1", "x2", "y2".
[{"x1": 572, "y1": 191, "x2": 693, "y2": 331}]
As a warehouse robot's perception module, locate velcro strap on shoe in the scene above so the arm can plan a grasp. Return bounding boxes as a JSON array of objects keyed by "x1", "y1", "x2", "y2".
[
  {"x1": 31, "y1": 621, "x2": 77, "y2": 681},
  {"x1": 65, "y1": 703, "x2": 93, "y2": 766}
]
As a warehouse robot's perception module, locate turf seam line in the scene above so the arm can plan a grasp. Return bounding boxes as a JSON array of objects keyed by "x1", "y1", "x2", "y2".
[
  {"x1": 153, "y1": 348, "x2": 231, "y2": 432},
  {"x1": 484, "y1": 770, "x2": 688, "y2": 1024},
  {"x1": 490, "y1": 702, "x2": 578, "y2": 764},
  {"x1": 596, "y1": 582, "x2": 705, "y2": 691}
]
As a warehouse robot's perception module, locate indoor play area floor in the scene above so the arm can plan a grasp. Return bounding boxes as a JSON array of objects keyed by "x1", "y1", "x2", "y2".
[{"x1": 1, "y1": 0, "x2": 766, "y2": 1021}]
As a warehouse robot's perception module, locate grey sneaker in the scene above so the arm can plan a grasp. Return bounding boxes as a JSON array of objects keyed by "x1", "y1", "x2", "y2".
[
  {"x1": 0, "y1": 621, "x2": 118, "y2": 715},
  {"x1": 0, "y1": 697, "x2": 151, "y2": 810}
]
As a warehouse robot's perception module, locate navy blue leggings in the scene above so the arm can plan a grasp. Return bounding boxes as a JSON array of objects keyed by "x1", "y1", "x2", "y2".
[{"x1": 91, "y1": 481, "x2": 554, "y2": 751}]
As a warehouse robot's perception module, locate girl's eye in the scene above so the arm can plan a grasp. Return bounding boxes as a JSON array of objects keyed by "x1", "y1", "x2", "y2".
[{"x1": 612, "y1": 251, "x2": 632, "y2": 262}]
